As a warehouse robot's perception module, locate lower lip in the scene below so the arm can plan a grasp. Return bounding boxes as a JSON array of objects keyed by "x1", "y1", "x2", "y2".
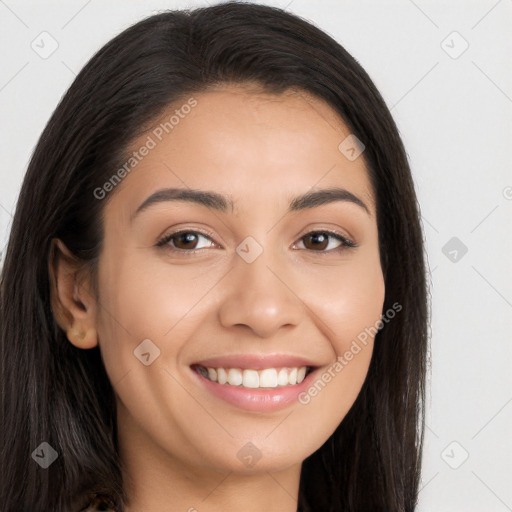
[{"x1": 191, "y1": 366, "x2": 318, "y2": 412}]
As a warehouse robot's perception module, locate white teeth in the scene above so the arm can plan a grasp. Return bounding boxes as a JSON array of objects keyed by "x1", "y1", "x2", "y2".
[
  {"x1": 197, "y1": 365, "x2": 310, "y2": 388},
  {"x1": 227, "y1": 368, "x2": 243, "y2": 386},
  {"x1": 277, "y1": 368, "x2": 289, "y2": 386},
  {"x1": 217, "y1": 367, "x2": 228, "y2": 385},
  {"x1": 259, "y1": 368, "x2": 278, "y2": 388},
  {"x1": 242, "y1": 369, "x2": 259, "y2": 388},
  {"x1": 207, "y1": 367, "x2": 217, "y2": 382}
]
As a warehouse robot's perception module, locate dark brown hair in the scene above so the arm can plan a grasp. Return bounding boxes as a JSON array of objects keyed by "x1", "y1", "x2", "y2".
[{"x1": 0, "y1": 2, "x2": 429, "y2": 511}]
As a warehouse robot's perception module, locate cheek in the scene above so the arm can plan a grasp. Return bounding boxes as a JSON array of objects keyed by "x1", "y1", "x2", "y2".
[
  {"x1": 96, "y1": 248, "x2": 199, "y2": 340},
  {"x1": 300, "y1": 250, "x2": 385, "y2": 353},
  {"x1": 293, "y1": 250, "x2": 385, "y2": 411},
  {"x1": 94, "y1": 249, "x2": 228, "y2": 386},
  {"x1": 93, "y1": 249, "x2": 176, "y2": 382}
]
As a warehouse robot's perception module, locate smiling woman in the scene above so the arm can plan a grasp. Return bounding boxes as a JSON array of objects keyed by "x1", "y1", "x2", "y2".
[{"x1": 0, "y1": 2, "x2": 429, "y2": 512}]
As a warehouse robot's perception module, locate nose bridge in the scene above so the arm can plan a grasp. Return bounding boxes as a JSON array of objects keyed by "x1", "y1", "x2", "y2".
[{"x1": 217, "y1": 236, "x2": 304, "y2": 337}]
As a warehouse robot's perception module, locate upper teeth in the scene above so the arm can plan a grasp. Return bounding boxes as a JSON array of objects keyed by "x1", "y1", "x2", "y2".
[{"x1": 197, "y1": 366, "x2": 308, "y2": 388}]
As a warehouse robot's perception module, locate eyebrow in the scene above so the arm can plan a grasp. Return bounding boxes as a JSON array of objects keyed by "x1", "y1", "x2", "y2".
[{"x1": 132, "y1": 186, "x2": 370, "y2": 222}]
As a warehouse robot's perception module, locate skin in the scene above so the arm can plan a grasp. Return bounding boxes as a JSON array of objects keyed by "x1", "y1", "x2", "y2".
[{"x1": 51, "y1": 83, "x2": 385, "y2": 512}]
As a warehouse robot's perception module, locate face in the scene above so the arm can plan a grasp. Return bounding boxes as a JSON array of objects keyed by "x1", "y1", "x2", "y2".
[{"x1": 82, "y1": 84, "x2": 385, "y2": 476}]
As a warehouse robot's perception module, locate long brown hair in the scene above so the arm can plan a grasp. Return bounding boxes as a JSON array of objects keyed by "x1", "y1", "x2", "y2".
[{"x1": 0, "y1": 2, "x2": 429, "y2": 510}]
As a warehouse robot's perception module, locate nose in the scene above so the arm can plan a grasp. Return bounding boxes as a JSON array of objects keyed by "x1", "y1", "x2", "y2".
[{"x1": 217, "y1": 247, "x2": 305, "y2": 338}]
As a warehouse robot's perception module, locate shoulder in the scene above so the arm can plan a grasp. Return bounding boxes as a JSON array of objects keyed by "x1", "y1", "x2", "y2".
[{"x1": 78, "y1": 494, "x2": 117, "y2": 511}]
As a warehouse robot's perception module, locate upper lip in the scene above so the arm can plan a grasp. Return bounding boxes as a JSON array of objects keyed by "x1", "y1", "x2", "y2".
[{"x1": 191, "y1": 353, "x2": 320, "y2": 370}]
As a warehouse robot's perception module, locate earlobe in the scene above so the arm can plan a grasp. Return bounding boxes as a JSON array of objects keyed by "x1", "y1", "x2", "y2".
[
  {"x1": 66, "y1": 326, "x2": 97, "y2": 349},
  {"x1": 48, "y1": 238, "x2": 99, "y2": 349}
]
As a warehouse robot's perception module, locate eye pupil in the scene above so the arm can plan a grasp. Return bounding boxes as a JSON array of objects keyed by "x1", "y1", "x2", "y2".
[
  {"x1": 305, "y1": 232, "x2": 329, "y2": 251},
  {"x1": 176, "y1": 232, "x2": 198, "y2": 249}
]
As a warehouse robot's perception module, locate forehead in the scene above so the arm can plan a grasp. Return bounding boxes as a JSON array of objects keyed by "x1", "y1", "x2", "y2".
[{"x1": 108, "y1": 84, "x2": 375, "y2": 217}]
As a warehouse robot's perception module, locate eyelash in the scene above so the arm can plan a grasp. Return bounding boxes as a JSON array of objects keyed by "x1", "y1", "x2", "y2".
[{"x1": 156, "y1": 228, "x2": 357, "y2": 254}]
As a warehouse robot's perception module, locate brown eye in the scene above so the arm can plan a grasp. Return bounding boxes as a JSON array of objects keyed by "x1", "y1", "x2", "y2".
[
  {"x1": 173, "y1": 232, "x2": 200, "y2": 250},
  {"x1": 297, "y1": 231, "x2": 355, "y2": 253},
  {"x1": 156, "y1": 230, "x2": 216, "y2": 252},
  {"x1": 303, "y1": 232, "x2": 329, "y2": 251}
]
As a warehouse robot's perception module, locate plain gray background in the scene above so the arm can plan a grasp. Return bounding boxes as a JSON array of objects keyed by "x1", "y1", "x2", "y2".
[{"x1": 1, "y1": 0, "x2": 511, "y2": 510}]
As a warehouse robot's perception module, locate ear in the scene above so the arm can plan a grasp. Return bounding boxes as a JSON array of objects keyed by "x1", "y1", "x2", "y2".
[{"x1": 48, "y1": 238, "x2": 99, "y2": 349}]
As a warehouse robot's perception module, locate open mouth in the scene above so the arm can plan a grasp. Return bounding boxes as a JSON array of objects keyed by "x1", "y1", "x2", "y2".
[{"x1": 191, "y1": 364, "x2": 315, "y2": 389}]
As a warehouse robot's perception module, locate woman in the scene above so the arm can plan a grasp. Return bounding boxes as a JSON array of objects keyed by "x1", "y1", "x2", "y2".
[{"x1": 0, "y1": 2, "x2": 429, "y2": 511}]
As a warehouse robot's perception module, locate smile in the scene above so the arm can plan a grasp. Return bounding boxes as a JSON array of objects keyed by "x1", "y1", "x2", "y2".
[
  {"x1": 193, "y1": 365, "x2": 313, "y2": 388},
  {"x1": 189, "y1": 353, "x2": 322, "y2": 412}
]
